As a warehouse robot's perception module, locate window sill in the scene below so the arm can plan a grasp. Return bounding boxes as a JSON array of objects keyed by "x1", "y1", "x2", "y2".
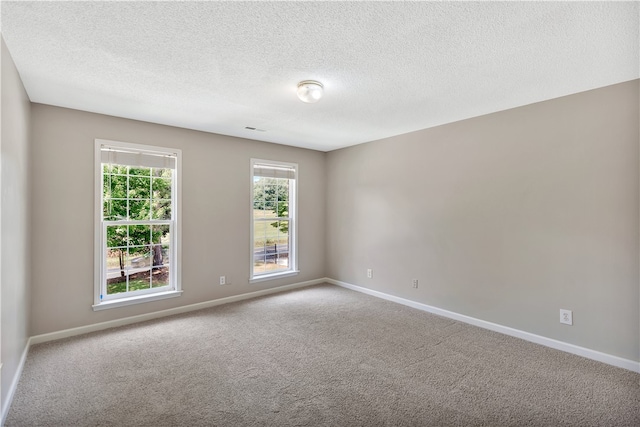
[
  {"x1": 92, "y1": 290, "x2": 183, "y2": 311},
  {"x1": 249, "y1": 270, "x2": 299, "y2": 284}
]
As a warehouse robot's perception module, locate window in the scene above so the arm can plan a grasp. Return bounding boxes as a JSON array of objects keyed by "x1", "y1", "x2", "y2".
[
  {"x1": 250, "y1": 159, "x2": 298, "y2": 282},
  {"x1": 94, "y1": 139, "x2": 181, "y2": 310}
]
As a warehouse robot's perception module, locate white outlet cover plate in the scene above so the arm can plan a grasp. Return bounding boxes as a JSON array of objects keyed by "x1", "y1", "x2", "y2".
[{"x1": 560, "y1": 309, "x2": 573, "y2": 325}]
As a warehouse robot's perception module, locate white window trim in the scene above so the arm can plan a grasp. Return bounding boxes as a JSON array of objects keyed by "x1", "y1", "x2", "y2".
[
  {"x1": 249, "y1": 158, "x2": 298, "y2": 283},
  {"x1": 92, "y1": 290, "x2": 182, "y2": 311},
  {"x1": 249, "y1": 270, "x2": 299, "y2": 284},
  {"x1": 93, "y1": 138, "x2": 182, "y2": 310}
]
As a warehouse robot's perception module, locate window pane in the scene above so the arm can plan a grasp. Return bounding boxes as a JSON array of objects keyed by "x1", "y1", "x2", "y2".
[
  {"x1": 106, "y1": 249, "x2": 126, "y2": 279},
  {"x1": 107, "y1": 275, "x2": 128, "y2": 295},
  {"x1": 261, "y1": 249, "x2": 288, "y2": 273},
  {"x1": 106, "y1": 225, "x2": 127, "y2": 248},
  {"x1": 253, "y1": 232, "x2": 266, "y2": 250},
  {"x1": 264, "y1": 201, "x2": 276, "y2": 215},
  {"x1": 253, "y1": 178, "x2": 266, "y2": 201},
  {"x1": 107, "y1": 246, "x2": 130, "y2": 295},
  {"x1": 129, "y1": 167, "x2": 151, "y2": 176},
  {"x1": 153, "y1": 168, "x2": 172, "y2": 179},
  {"x1": 253, "y1": 254, "x2": 267, "y2": 274},
  {"x1": 254, "y1": 204, "x2": 269, "y2": 219},
  {"x1": 110, "y1": 199, "x2": 127, "y2": 220},
  {"x1": 275, "y1": 252, "x2": 289, "y2": 269},
  {"x1": 103, "y1": 200, "x2": 112, "y2": 220},
  {"x1": 152, "y1": 225, "x2": 170, "y2": 244},
  {"x1": 276, "y1": 182, "x2": 289, "y2": 201},
  {"x1": 265, "y1": 222, "x2": 279, "y2": 245},
  {"x1": 129, "y1": 200, "x2": 151, "y2": 220},
  {"x1": 265, "y1": 244, "x2": 277, "y2": 264},
  {"x1": 128, "y1": 272, "x2": 151, "y2": 292},
  {"x1": 151, "y1": 199, "x2": 171, "y2": 220},
  {"x1": 102, "y1": 175, "x2": 110, "y2": 196},
  {"x1": 152, "y1": 178, "x2": 171, "y2": 199},
  {"x1": 263, "y1": 239, "x2": 279, "y2": 253},
  {"x1": 129, "y1": 246, "x2": 151, "y2": 267},
  {"x1": 151, "y1": 266, "x2": 169, "y2": 288},
  {"x1": 272, "y1": 220, "x2": 289, "y2": 243},
  {"x1": 151, "y1": 244, "x2": 165, "y2": 266},
  {"x1": 129, "y1": 176, "x2": 150, "y2": 199},
  {"x1": 104, "y1": 174, "x2": 127, "y2": 199},
  {"x1": 253, "y1": 221, "x2": 267, "y2": 246},
  {"x1": 277, "y1": 202, "x2": 288, "y2": 217},
  {"x1": 161, "y1": 244, "x2": 170, "y2": 265},
  {"x1": 126, "y1": 247, "x2": 152, "y2": 290},
  {"x1": 265, "y1": 182, "x2": 276, "y2": 203},
  {"x1": 129, "y1": 225, "x2": 151, "y2": 246}
]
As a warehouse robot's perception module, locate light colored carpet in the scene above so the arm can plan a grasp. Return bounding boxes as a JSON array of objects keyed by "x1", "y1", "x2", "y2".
[{"x1": 6, "y1": 284, "x2": 640, "y2": 426}]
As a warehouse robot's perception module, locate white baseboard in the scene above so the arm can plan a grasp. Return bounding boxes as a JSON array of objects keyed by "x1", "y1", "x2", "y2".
[
  {"x1": 30, "y1": 278, "x2": 325, "y2": 346},
  {"x1": 326, "y1": 278, "x2": 640, "y2": 374},
  {"x1": 1, "y1": 338, "x2": 31, "y2": 426}
]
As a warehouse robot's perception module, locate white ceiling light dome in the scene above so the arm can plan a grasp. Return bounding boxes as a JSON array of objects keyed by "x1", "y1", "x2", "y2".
[{"x1": 297, "y1": 80, "x2": 324, "y2": 103}]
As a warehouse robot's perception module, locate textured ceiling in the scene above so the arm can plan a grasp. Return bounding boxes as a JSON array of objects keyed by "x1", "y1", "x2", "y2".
[{"x1": 1, "y1": 1, "x2": 638, "y2": 151}]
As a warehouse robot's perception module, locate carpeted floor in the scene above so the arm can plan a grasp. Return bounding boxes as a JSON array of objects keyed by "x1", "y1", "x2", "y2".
[{"x1": 6, "y1": 284, "x2": 640, "y2": 426}]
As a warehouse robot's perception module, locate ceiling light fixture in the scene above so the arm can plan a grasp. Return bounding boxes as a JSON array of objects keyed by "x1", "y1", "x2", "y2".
[{"x1": 297, "y1": 80, "x2": 323, "y2": 103}]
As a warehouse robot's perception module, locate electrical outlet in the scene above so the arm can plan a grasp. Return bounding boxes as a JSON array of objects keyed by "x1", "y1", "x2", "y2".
[
  {"x1": 560, "y1": 309, "x2": 573, "y2": 325},
  {"x1": 367, "y1": 269, "x2": 373, "y2": 279},
  {"x1": 412, "y1": 279, "x2": 418, "y2": 288},
  {"x1": 219, "y1": 276, "x2": 226, "y2": 285}
]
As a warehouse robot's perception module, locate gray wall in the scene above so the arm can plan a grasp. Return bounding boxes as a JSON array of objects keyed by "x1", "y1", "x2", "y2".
[
  {"x1": 30, "y1": 104, "x2": 326, "y2": 336},
  {"x1": 1, "y1": 38, "x2": 31, "y2": 412},
  {"x1": 326, "y1": 80, "x2": 640, "y2": 362}
]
